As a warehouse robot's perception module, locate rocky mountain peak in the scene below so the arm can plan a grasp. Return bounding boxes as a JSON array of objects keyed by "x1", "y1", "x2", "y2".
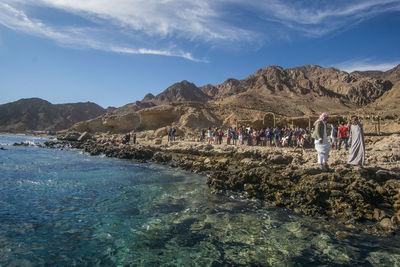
[
  {"x1": 252, "y1": 66, "x2": 285, "y2": 79},
  {"x1": 152, "y1": 80, "x2": 210, "y2": 104},
  {"x1": 142, "y1": 93, "x2": 155, "y2": 102},
  {"x1": 200, "y1": 84, "x2": 219, "y2": 97}
]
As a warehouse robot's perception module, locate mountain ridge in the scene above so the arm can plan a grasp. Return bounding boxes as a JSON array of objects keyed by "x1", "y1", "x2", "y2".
[
  {"x1": 0, "y1": 98, "x2": 106, "y2": 132},
  {"x1": 111, "y1": 64, "x2": 398, "y2": 117},
  {"x1": 2, "y1": 63, "x2": 399, "y2": 134},
  {"x1": 68, "y1": 63, "x2": 399, "y2": 135}
]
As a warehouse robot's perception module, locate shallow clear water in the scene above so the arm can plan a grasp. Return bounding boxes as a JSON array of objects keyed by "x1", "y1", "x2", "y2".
[{"x1": 1, "y1": 134, "x2": 400, "y2": 266}]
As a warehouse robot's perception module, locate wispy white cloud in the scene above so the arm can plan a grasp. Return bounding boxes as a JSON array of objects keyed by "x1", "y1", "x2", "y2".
[
  {"x1": 110, "y1": 46, "x2": 208, "y2": 62},
  {"x1": 0, "y1": 0, "x2": 400, "y2": 60},
  {"x1": 0, "y1": 2, "x2": 204, "y2": 61},
  {"x1": 4, "y1": 0, "x2": 255, "y2": 42},
  {"x1": 247, "y1": 0, "x2": 400, "y2": 37},
  {"x1": 334, "y1": 58, "x2": 399, "y2": 72}
]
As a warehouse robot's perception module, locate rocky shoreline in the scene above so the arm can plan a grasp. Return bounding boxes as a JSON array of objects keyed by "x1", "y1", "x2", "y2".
[{"x1": 43, "y1": 133, "x2": 400, "y2": 235}]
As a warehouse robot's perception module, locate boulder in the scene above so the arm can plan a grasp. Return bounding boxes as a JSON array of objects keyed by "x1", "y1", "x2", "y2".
[
  {"x1": 375, "y1": 170, "x2": 390, "y2": 182},
  {"x1": 269, "y1": 154, "x2": 293, "y2": 165},
  {"x1": 373, "y1": 209, "x2": 389, "y2": 221},
  {"x1": 240, "y1": 158, "x2": 254, "y2": 165},
  {"x1": 392, "y1": 213, "x2": 400, "y2": 226},
  {"x1": 152, "y1": 152, "x2": 172, "y2": 163},
  {"x1": 379, "y1": 218, "x2": 394, "y2": 229},
  {"x1": 78, "y1": 131, "x2": 91, "y2": 142},
  {"x1": 154, "y1": 127, "x2": 169, "y2": 138},
  {"x1": 204, "y1": 144, "x2": 213, "y2": 151},
  {"x1": 62, "y1": 132, "x2": 81, "y2": 141},
  {"x1": 217, "y1": 158, "x2": 229, "y2": 164},
  {"x1": 154, "y1": 138, "x2": 162, "y2": 145}
]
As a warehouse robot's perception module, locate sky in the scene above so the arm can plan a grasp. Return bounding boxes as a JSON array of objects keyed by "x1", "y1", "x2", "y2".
[{"x1": 1, "y1": 0, "x2": 400, "y2": 108}]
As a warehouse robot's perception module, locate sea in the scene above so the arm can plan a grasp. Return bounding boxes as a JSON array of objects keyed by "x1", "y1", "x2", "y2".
[{"x1": 1, "y1": 134, "x2": 400, "y2": 266}]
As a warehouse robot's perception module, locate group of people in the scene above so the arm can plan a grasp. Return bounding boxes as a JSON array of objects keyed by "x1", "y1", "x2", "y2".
[
  {"x1": 201, "y1": 126, "x2": 315, "y2": 148},
  {"x1": 329, "y1": 121, "x2": 350, "y2": 151},
  {"x1": 199, "y1": 112, "x2": 365, "y2": 169},
  {"x1": 313, "y1": 112, "x2": 365, "y2": 169},
  {"x1": 121, "y1": 131, "x2": 137, "y2": 145}
]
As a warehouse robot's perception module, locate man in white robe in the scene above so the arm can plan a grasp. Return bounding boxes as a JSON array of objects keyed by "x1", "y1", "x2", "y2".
[
  {"x1": 348, "y1": 116, "x2": 365, "y2": 166},
  {"x1": 312, "y1": 113, "x2": 330, "y2": 169}
]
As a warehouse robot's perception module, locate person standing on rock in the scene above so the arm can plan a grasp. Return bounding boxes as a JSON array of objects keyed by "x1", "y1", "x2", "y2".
[
  {"x1": 337, "y1": 121, "x2": 349, "y2": 151},
  {"x1": 207, "y1": 127, "x2": 212, "y2": 144},
  {"x1": 171, "y1": 127, "x2": 176, "y2": 142},
  {"x1": 232, "y1": 128, "x2": 238, "y2": 145},
  {"x1": 217, "y1": 128, "x2": 223, "y2": 145},
  {"x1": 348, "y1": 116, "x2": 365, "y2": 166},
  {"x1": 213, "y1": 128, "x2": 218, "y2": 145},
  {"x1": 226, "y1": 128, "x2": 232, "y2": 145},
  {"x1": 330, "y1": 124, "x2": 338, "y2": 150},
  {"x1": 238, "y1": 127, "x2": 244, "y2": 145},
  {"x1": 167, "y1": 128, "x2": 172, "y2": 143},
  {"x1": 122, "y1": 132, "x2": 130, "y2": 144},
  {"x1": 200, "y1": 128, "x2": 206, "y2": 142},
  {"x1": 312, "y1": 112, "x2": 330, "y2": 170}
]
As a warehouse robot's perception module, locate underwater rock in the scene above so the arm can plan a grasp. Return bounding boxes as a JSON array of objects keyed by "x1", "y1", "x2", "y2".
[{"x1": 380, "y1": 218, "x2": 394, "y2": 230}]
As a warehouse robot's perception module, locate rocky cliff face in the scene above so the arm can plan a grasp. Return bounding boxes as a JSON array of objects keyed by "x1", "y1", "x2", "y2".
[
  {"x1": 365, "y1": 81, "x2": 400, "y2": 119},
  {"x1": 0, "y1": 98, "x2": 106, "y2": 132},
  {"x1": 204, "y1": 65, "x2": 392, "y2": 106}
]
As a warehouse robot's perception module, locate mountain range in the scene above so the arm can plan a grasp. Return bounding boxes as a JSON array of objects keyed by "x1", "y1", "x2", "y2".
[
  {"x1": 71, "y1": 64, "x2": 400, "y2": 134},
  {"x1": 0, "y1": 98, "x2": 106, "y2": 132},
  {"x1": 112, "y1": 64, "x2": 399, "y2": 116},
  {"x1": 1, "y1": 64, "x2": 399, "y2": 133}
]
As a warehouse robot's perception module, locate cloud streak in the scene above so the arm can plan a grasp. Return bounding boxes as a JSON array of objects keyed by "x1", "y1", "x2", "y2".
[
  {"x1": 110, "y1": 46, "x2": 208, "y2": 62},
  {"x1": 334, "y1": 58, "x2": 399, "y2": 72},
  {"x1": 250, "y1": 0, "x2": 400, "y2": 37},
  {"x1": 0, "y1": 2, "x2": 205, "y2": 61}
]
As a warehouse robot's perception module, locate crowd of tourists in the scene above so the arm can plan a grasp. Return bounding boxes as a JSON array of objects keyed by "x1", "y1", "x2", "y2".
[
  {"x1": 115, "y1": 112, "x2": 364, "y2": 170},
  {"x1": 199, "y1": 126, "x2": 314, "y2": 149},
  {"x1": 198, "y1": 122, "x2": 353, "y2": 150},
  {"x1": 198, "y1": 112, "x2": 365, "y2": 169}
]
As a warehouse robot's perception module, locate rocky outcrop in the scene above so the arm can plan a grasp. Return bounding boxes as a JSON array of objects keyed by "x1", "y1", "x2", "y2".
[
  {"x1": 70, "y1": 105, "x2": 180, "y2": 133},
  {"x1": 69, "y1": 102, "x2": 223, "y2": 134},
  {"x1": 0, "y1": 98, "x2": 106, "y2": 132}
]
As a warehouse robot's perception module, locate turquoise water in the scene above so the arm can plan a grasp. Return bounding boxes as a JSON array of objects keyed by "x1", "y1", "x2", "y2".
[{"x1": 1, "y1": 134, "x2": 400, "y2": 266}]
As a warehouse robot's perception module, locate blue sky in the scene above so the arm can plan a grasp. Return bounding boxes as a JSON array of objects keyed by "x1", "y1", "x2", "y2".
[{"x1": 1, "y1": 0, "x2": 400, "y2": 108}]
